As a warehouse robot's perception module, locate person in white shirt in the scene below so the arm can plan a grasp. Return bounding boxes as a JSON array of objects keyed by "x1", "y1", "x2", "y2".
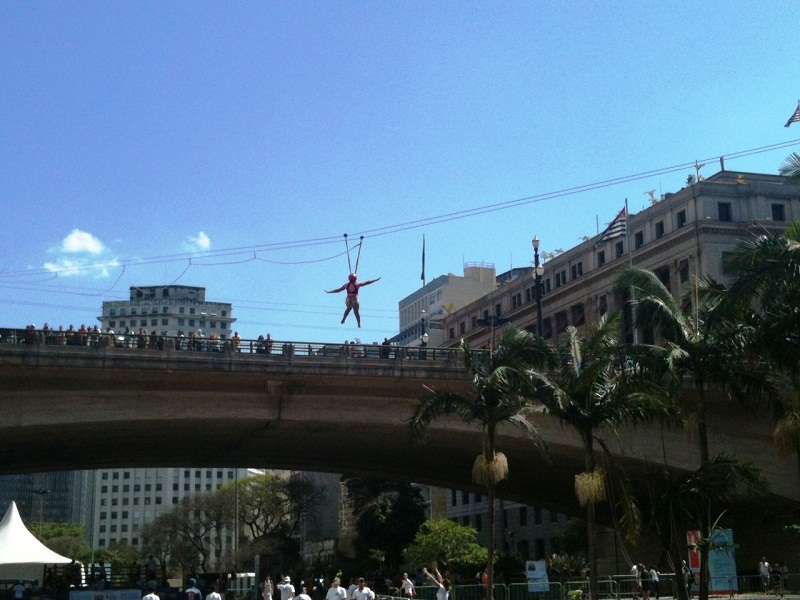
[
  {"x1": 346, "y1": 579, "x2": 358, "y2": 600},
  {"x1": 278, "y1": 577, "x2": 295, "y2": 600},
  {"x1": 297, "y1": 588, "x2": 311, "y2": 600},
  {"x1": 326, "y1": 577, "x2": 347, "y2": 600},
  {"x1": 400, "y1": 573, "x2": 415, "y2": 599},
  {"x1": 759, "y1": 558, "x2": 771, "y2": 592},
  {"x1": 352, "y1": 579, "x2": 375, "y2": 600},
  {"x1": 184, "y1": 579, "x2": 203, "y2": 600},
  {"x1": 206, "y1": 586, "x2": 222, "y2": 600},
  {"x1": 263, "y1": 577, "x2": 273, "y2": 600},
  {"x1": 422, "y1": 565, "x2": 449, "y2": 600},
  {"x1": 143, "y1": 585, "x2": 159, "y2": 600}
]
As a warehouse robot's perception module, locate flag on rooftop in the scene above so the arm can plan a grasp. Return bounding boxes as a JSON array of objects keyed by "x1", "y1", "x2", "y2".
[
  {"x1": 596, "y1": 207, "x2": 627, "y2": 246},
  {"x1": 785, "y1": 101, "x2": 800, "y2": 127},
  {"x1": 420, "y1": 234, "x2": 426, "y2": 283}
]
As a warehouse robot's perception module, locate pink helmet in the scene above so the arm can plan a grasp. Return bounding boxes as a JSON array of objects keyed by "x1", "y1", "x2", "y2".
[{"x1": 348, "y1": 273, "x2": 357, "y2": 282}]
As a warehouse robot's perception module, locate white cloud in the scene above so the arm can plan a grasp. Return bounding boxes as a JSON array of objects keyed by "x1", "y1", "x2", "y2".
[
  {"x1": 43, "y1": 229, "x2": 117, "y2": 278},
  {"x1": 43, "y1": 257, "x2": 120, "y2": 278},
  {"x1": 183, "y1": 231, "x2": 211, "y2": 253},
  {"x1": 60, "y1": 229, "x2": 105, "y2": 254}
]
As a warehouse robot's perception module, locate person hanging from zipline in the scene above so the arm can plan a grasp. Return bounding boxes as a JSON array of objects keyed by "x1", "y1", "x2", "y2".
[
  {"x1": 326, "y1": 234, "x2": 380, "y2": 328},
  {"x1": 326, "y1": 273, "x2": 380, "y2": 327}
]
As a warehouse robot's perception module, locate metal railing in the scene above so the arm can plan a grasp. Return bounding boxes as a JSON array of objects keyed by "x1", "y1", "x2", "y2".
[{"x1": 0, "y1": 327, "x2": 465, "y2": 363}]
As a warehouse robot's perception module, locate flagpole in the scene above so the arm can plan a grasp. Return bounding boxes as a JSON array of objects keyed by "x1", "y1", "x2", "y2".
[{"x1": 421, "y1": 235, "x2": 426, "y2": 286}]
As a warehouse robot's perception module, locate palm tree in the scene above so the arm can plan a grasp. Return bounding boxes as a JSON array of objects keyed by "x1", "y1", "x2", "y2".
[
  {"x1": 615, "y1": 267, "x2": 774, "y2": 600},
  {"x1": 529, "y1": 312, "x2": 672, "y2": 600},
  {"x1": 722, "y1": 221, "x2": 800, "y2": 479},
  {"x1": 408, "y1": 327, "x2": 551, "y2": 600},
  {"x1": 779, "y1": 152, "x2": 800, "y2": 181}
]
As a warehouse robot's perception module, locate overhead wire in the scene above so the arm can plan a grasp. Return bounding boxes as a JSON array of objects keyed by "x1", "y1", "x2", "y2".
[{"x1": 0, "y1": 137, "x2": 797, "y2": 286}]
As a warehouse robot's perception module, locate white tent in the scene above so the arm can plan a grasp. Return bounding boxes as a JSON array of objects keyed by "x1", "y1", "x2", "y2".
[{"x1": 0, "y1": 501, "x2": 72, "y2": 565}]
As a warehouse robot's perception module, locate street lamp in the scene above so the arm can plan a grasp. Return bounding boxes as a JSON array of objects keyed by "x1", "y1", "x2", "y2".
[
  {"x1": 420, "y1": 332, "x2": 429, "y2": 360},
  {"x1": 420, "y1": 309, "x2": 426, "y2": 337},
  {"x1": 532, "y1": 236, "x2": 545, "y2": 337}
]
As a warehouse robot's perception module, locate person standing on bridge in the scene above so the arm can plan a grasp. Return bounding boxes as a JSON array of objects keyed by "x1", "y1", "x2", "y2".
[{"x1": 326, "y1": 274, "x2": 381, "y2": 328}]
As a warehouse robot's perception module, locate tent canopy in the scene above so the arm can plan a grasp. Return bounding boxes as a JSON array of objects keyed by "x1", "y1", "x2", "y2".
[{"x1": 0, "y1": 501, "x2": 72, "y2": 565}]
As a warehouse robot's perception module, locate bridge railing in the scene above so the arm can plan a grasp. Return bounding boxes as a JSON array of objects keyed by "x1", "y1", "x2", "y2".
[{"x1": 0, "y1": 327, "x2": 465, "y2": 363}]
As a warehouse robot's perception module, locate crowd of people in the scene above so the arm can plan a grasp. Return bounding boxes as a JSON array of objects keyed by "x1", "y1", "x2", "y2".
[
  {"x1": 257, "y1": 565, "x2": 449, "y2": 600},
  {"x1": 2, "y1": 324, "x2": 275, "y2": 354}
]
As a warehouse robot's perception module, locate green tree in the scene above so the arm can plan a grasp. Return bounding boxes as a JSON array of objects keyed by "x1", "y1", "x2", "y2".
[
  {"x1": 403, "y1": 519, "x2": 487, "y2": 575},
  {"x1": 722, "y1": 221, "x2": 800, "y2": 480},
  {"x1": 615, "y1": 267, "x2": 774, "y2": 600},
  {"x1": 344, "y1": 479, "x2": 426, "y2": 570},
  {"x1": 530, "y1": 312, "x2": 671, "y2": 600},
  {"x1": 408, "y1": 327, "x2": 550, "y2": 600}
]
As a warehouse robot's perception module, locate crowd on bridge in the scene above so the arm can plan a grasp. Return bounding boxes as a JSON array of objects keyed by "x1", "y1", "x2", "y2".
[{"x1": 1, "y1": 326, "x2": 441, "y2": 361}]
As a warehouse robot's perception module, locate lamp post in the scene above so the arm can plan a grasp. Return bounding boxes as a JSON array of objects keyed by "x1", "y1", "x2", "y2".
[
  {"x1": 420, "y1": 332, "x2": 429, "y2": 360},
  {"x1": 532, "y1": 236, "x2": 544, "y2": 337}
]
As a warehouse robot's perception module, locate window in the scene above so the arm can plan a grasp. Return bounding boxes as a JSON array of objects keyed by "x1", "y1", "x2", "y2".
[
  {"x1": 679, "y1": 260, "x2": 690, "y2": 283},
  {"x1": 462, "y1": 491, "x2": 470, "y2": 504},
  {"x1": 519, "y1": 507, "x2": 528, "y2": 526},
  {"x1": 102, "y1": 473, "x2": 109, "y2": 480},
  {"x1": 718, "y1": 202, "x2": 733, "y2": 222},
  {"x1": 179, "y1": 307, "x2": 185, "y2": 314},
  {"x1": 555, "y1": 311, "x2": 568, "y2": 333},
  {"x1": 150, "y1": 319, "x2": 157, "y2": 326},
  {"x1": 597, "y1": 294, "x2": 608, "y2": 316},
  {"x1": 162, "y1": 319, "x2": 168, "y2": 326},
  {"x1": 615, "y1": 240, "x2": 624, "y2": 258},
  {"x1": 449, "y1": 328, "x2": 455, "y2": 340},
  {"x1": 570, "y1": 303, "x2": 585, "y2": 326},
  {"x1": 459, "y1": 322, "x2": 465, "y2": 335},
  {"x1": 162, "y1": 306, "x2": 168, "y2": 313},
  {"x1": 101, "y1": 485, "x2": 108, "y2": 493},
  {"x1": 634, "y1": 231, "x2": 644, "y2": 249},
  {"x1": 655, "y1": 221, "x2": 665, "y2": 239},
  {"x1": 534, "y1": 507, "x2": 542, "y2": 525},
  {"x1": 189, "y1": 308, "x2": 196, "y2": 315},
  {"x1": 451, "y1": 490, "x2": 457, "y2": 506},
  {"x1": 772, "y1": 203, "x2": 786, "y2": 222},
  {"x1": 474, "y1": 514, "x2": 482, "y2": 531},
  {"x1": 597, "y1": 250, "x2": 605, "y2": 267},
  {"x1": 677, "y1": 210, "x2": 687, "y2": 228},
  {"x1": 112, "y1": 485, "x2": 118, "y2": 493},
  {"x1": 144, "y1": 484, "x2": 151, "y2": 492},
  {"x1": 471, "y1": 316, "x2": 477, "y2": 328},
  {"x1": 109, "y1": 309, "x2": 116, "y2": 316}
]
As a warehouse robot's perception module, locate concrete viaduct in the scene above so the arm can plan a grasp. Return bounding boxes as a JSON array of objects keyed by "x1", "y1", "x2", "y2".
[{"x1": 0, "y1": 341, "x2": 797, "y2": 520}]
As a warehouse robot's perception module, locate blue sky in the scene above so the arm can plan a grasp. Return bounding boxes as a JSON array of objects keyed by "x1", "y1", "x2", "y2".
[{"x1": 2, "y1": 1, "x2": 799, "y2": 344}]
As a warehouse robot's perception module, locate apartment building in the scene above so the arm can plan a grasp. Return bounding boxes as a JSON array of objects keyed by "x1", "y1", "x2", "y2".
[
  {"x1": 440, "y1": 170, "x2": 800, "y2": 348},
  {"x1": 98, "y1": 285, "x2": 236, "y2": 339}
]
